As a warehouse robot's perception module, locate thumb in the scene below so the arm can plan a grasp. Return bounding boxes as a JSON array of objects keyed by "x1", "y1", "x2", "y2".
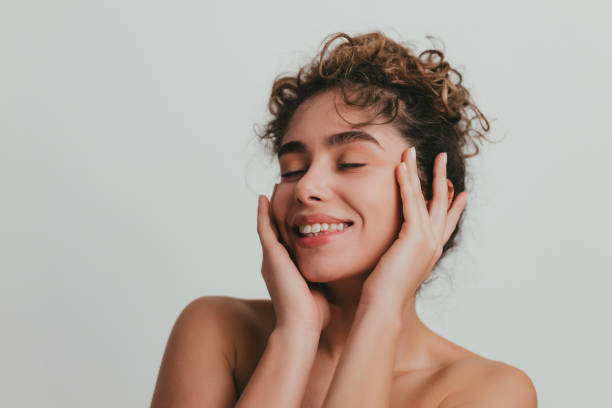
[{"x1": 257, "y1": 195, "x2": 280, "y2": 248}]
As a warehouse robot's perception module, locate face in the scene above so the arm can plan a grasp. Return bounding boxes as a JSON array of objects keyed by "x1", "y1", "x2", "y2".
[{"x1": 270, "y1": 89, "x2": 412, "y2": 283}]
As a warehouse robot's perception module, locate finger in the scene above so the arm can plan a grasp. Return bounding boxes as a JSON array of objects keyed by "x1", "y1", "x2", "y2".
[
  {"x1": 397, "y1": 157, "x2": 419, "y2": 230},
  {"x1": 268, "y1": 184, "x2": 282, "y2": 237},
  {"x1": 428, "y1": 152, "x2": 449, "y2": 241},
  {"x1": 404, "y1": 147, "x2": 430, "y2": 229},
  {"x1": 442, "y1": 191, "x2": 468, "y2": 243},
  {"x1": 257, "y1": 195, "x2": 281, "y2": 249}
]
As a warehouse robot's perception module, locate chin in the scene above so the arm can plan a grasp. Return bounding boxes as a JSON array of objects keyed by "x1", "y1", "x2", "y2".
[
  {"x1": 297, "y1": 262, "x2": 337, "y2": 283},
  {"x1": 297, "y1": 258, "x2": 371, "y2": 283}
]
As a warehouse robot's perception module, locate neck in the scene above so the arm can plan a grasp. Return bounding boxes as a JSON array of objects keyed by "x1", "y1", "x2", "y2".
[{"x1": 316, "y1": 272, "x2": 434, "y2": 372}]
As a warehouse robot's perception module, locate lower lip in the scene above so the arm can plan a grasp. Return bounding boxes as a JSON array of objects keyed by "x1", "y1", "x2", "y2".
[{"x1": 295, "y1": 226, "x2": 352, "y2": 248}]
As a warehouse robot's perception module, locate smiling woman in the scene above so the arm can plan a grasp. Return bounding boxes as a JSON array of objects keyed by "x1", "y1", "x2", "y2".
[{"x1": 150, "y1": 31, "x2": 538, "y2": 408}]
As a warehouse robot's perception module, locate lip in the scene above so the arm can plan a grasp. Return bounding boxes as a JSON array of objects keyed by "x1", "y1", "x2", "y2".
[
  {"x1": 290, "y1": 213, "x2": 354, "y2": 248},
  {"x1": 294, "y1": 224, "x2": 352, "y2": 248},
  {"x1": 292, "y1": 213, "x2": 352, "y2": 227}
]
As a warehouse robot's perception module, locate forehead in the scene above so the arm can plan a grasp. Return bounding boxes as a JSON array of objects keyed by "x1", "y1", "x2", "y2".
[{"x1": 282, "y1": 89, "x2": 406, "y2": 151}]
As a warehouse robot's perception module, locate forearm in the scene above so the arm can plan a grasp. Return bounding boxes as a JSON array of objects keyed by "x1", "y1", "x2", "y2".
[
  {"x1": 322, "y1": 302, "x2": 402, "y2": 408},
  {"x1": 234, "y1": 327, "x2": 320, "y2": 408}
]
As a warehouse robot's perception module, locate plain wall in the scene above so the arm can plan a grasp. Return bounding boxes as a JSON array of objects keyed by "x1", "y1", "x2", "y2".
[{"x1": 1, "y1": 0, "x2": 610, "y2": 406}]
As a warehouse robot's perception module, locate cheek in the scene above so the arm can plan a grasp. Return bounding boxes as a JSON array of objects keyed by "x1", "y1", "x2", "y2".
[
  {"x1": 269, "y1": 185, "x2": 293, "y2": 241},
  {"x1": 270, "y1": 185, "x2": 291, "y2": 217},
  {"x1": 353, "y1": 174, "x2": 401, "y2": 225},
  {"x1": 368, "y1": 192, "x2": 401, "y2": 235}
]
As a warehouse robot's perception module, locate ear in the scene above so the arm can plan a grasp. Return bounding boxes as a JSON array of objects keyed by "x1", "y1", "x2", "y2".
[{"x1": 426, "y1": 179, "x2": 455, "y2": 211}]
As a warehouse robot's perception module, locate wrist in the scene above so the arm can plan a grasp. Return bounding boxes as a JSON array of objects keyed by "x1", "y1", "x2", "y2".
[
  {"x1": 272, "y1": 325, "x2": 321, "y2": 344},
  {"x1": 357, "y1": 292, "x2": 404, "y2": 324}
]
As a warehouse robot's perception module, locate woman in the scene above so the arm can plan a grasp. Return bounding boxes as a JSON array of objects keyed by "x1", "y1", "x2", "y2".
[{"x1": 151, "y1": 32, "x2": 537, "y2": 407}]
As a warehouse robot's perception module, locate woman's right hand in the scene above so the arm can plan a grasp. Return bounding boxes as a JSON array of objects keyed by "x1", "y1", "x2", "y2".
[{"x1": 257, "y1": 186, "x2": 330, "y2": 334}]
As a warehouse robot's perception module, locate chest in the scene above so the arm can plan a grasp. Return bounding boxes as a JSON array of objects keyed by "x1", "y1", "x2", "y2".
[
  {"x1": 298, "y1": 362, "x2": 448, "y2": 408},
  {"x1": 230, "y1": 308, "x2": 456, "y2": 407}
]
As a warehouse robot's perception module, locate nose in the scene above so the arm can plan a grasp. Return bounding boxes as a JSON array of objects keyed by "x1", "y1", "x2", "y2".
[{"x1": 294, "y1": 160, "x2": 331, "y2": 205}]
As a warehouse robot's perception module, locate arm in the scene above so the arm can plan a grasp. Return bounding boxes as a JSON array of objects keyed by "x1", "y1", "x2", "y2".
[
  {"x1": 150, "y1": 296, "x2": 322, "y2": 408},
  {"x1": 321, "y1": 301, "x2": 402, "y2": 408},
  {"x1": 323, "y1": 149, "x2": 465, "y2": 407},
  {"x1": 236, "y1": 193, "x2": 331, "y2": 406},
  {"x1": 150, "y1": 296, "x2": 238, "y2": 408},
  {"x1": 235, "y1": 327, "x2": 320, "y2": 408}
]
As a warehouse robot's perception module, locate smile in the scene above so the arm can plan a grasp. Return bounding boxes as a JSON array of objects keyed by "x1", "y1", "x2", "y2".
[
  {"x1": 292, "y1": 222, "x2": 353, "y2": 247},
  {"x1": 297, "y1": 222, "x2": 351, "y2": 236}
]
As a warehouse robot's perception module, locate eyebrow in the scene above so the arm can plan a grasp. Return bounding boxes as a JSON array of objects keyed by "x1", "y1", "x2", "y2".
[{"x1": 277, "y1": 130, "x2": 384, "y2": 158}]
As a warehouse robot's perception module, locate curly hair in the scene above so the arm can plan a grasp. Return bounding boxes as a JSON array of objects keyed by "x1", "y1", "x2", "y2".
[{"x1": 257, "y1": 31, "x2": 494, "y2": 290}]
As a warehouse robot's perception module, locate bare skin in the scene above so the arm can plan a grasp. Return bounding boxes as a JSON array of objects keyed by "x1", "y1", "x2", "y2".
[
  {"x1": 152, "y1": 295, "x2": 535, "y2": 407},
  {"x1": 233, "y1": 297, "x2": 484, "y2": 407},
  {"x1": 150, "y1": 89, "x2": 537, "y2": 407}
]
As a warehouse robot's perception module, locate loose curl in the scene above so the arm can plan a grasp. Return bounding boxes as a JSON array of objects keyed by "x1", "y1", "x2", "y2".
[{"x1": 257, "y1": 31, "x2": 495, "y2": 292}]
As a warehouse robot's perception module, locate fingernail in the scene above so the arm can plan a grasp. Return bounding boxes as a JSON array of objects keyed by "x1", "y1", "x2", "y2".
[
  {"x1": 401, "y1": 162, "x2": 407, "y2": 170},
  {"x1": 411, "y1": 146, "x2": 416, "y2": 160},
  {"x1": 443, "y1": 152, "x2": 447, "y2": 164}
]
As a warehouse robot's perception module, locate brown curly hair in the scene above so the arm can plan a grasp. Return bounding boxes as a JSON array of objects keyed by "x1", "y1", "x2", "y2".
[{"x1": 257, "y1": 31, "x2": 494, "y2": 289}]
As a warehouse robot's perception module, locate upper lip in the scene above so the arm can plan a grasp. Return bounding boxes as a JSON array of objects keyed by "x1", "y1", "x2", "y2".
[{"x1": 292, "y1": 213, "x2": 353, "y2": 227}]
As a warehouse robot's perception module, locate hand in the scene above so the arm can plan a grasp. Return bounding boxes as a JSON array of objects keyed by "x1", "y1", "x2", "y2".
[
  {"x1": 360, "y1": 147, "x2": 468, "y2": 312},
  {"x1": 257, "y1": 184, "x2": 331, "y2": 334}
]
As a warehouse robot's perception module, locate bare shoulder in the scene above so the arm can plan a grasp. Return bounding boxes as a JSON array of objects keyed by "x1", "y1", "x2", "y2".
[
  {"x1": 180, "y1": 296, "x2": 275, "y2": 356},
  {"x1": 183, "y1": 296, "x2": 273, "y2": 336},
  {"x1": 151, "y1": 295, "x2": 261, "y2": 407},
  {"x1": 184, "y1": 296, "x2": 276, "y2": 393},
  {"x1": 438, "y1": 357, "x2": 538, "y2": 408}
]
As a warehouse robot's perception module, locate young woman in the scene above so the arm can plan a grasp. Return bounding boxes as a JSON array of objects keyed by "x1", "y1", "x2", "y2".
[{"x1": 151, "y1": 32, "x2": 537, "y2": 407}]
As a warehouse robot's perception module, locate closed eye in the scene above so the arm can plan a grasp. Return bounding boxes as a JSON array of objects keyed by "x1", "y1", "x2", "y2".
[
  {"x1": 339, "y1": 163, "x2": 366, "y2": 169},
  {"x1": 280, "y1": 163, "x2": 366, "y2": 179},
  {"x1": 281, "y1": 170, "x2": 306, "y2": 178}
]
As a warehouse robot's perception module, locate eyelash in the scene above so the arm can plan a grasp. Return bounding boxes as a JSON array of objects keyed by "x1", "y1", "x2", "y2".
[{"x1": 281, "y1": 163, "x2": 366, "y2": 179}]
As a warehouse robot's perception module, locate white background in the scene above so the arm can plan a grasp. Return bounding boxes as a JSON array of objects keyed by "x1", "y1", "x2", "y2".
[{"x1": 1, "y1": 1, "x2": 610, "y2": 406}]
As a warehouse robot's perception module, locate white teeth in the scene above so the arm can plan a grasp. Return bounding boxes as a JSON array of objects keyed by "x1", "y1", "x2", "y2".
[{"x1": 298, "y1": 222, "x2": 350, "y2": 235}]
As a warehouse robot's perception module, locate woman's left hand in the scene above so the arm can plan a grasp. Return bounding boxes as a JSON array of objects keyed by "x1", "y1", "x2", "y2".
[{"x1": 360, "y1": 147, "x2": 468, "y2": 313}]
